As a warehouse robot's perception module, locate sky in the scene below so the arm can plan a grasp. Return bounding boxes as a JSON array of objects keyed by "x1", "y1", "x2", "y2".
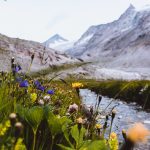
[{"x1": 0, "y1": 0, "x2": 150, "y2": 42}]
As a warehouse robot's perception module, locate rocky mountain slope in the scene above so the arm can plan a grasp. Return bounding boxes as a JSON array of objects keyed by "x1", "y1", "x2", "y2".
[
  {"x1": 66, "y1": 5, "x2": 150, "y2": 76},
  {"x1": 0, "y1": 33, "x2": 76, "y2": 72}
]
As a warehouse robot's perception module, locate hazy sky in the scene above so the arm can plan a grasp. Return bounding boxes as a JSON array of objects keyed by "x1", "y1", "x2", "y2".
[{"x1": 0, "y1": 0, "x2": 150, "y2": 42}]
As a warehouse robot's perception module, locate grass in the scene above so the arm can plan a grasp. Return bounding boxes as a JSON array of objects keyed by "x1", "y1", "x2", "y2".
[
  {"x1": 31, "y1": 62, "x2": 91, "y2": 78},
  {"x1": 69, "y1": 79, "x2": 150, "y2": 109}
]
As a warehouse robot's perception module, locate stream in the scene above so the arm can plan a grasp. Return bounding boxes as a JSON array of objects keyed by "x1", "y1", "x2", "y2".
[{"x1": 80, "y1": 89, "x2": 150, "y2": 150}]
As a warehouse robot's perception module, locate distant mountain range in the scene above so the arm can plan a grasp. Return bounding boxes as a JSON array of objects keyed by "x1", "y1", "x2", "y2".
[{"x1": 62, "y1": 4, "x2": 150, "y2": 77}]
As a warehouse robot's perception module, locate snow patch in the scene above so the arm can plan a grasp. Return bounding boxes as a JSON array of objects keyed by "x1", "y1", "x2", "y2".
[{"x1": 76, "y1": 34, "x2": 93, "y2": 45}]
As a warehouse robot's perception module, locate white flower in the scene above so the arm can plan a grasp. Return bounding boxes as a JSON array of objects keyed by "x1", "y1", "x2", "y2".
[
  {"x1": 38, "y1": 99, "x2": 44, "y2": 105},
  {"x1": 43, "y1": 95, "x2": 51, "y2": 103}
]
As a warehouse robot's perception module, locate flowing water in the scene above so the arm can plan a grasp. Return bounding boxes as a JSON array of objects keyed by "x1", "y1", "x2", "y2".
[{"x1": 80, "y1": 89, "x2": 150, "y2": 150}]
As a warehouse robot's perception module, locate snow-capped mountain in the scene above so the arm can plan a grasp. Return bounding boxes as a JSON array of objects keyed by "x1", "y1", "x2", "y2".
[
  {"x1": 43, "y1": 34, "x2": 74, "y2": 52},
  {"x1": 66, "y1": 4, "x2": 150, "y2": 76}
]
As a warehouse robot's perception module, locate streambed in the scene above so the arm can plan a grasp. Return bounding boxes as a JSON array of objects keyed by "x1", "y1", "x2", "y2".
[{"x1": 80, "y1": 89, "x2": 150, "y2": 150}]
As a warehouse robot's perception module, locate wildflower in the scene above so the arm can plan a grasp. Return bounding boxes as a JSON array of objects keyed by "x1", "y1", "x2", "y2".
[
  {"x1": 11, "y1": 57, "x2": 15, "y2": 64},
  {"x1": 9, "y1": 113, "x2": 17, "y2": 126},
  {"x1": 15, "y1": 122, "x2": 23, "y2": 137},
  {"x1": 76, "y1": 117, "x2": 83, "y2": 124},
  {"x1": 30, "y1": 93, "x2": 37, "y2": 103},
  {"x1": 43, "y1": 95, "x2": 51, "y2": 103},
  {"x1": 38, "y1": 99, "x2": 44, "y2": 105},
  {"x1": 47, "y1": 90, "x2": 54, "y2": 95},
  {"x1": 76, "y1": 117, "x2": 83, "y2": 131},
  {"x1": 72, "y1": 82, "x2": 83, "y2": 88},
  {"x1": 110, "y1": 132, "x2": 117, "y2": 139},
  {"x1": 16, "y1": 77, "x2": 22, "y2": 83},
  {"x1": 68, "y1": 103, "x2": 78, "y2": 114},
  {"x1": 95, "y1": 124, "x2": 102, "y2": 129},
  {"x1": 37, "y1": 85, "x2": 45, "y2": 91},
  {"x1": 15, "y1": 65, "x2": 22, "y2": 72},
  {"x1": 127, "y1": 123, "x2": 149, "y2": 143},
  {"x1": 43, "y1": 95, "x2": 50, "y2": 100},
  {"x1": 112, "y1": 109, "x2": 117, "y2": 120},
  {"x1": 0, "y1": 120, "x2": 11, "y2": 136},
  {"x1": 109, "y1": 132, "x2": 119, "y2": 150},
  {"x1": 31, "y1": 54, "x2": 35, "y2": 61},
  {"x1": 19, "y1": 80, "x2": 29, "y2": 87},
  {"x1": 34, "y1": 80, "x2": 41, "y2": 87},
  {"x1": 122, "y1": 129, "x2": 127, "y2": 140},
  {"x1": 14, "y1": 138, "x2": 26, "y2": 150},
  {"x1": 98, "y1": 95, "x2": 102, "y2": 106}
]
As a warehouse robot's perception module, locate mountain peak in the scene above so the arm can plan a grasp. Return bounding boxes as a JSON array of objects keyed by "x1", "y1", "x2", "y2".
[
  {"x1": 128, "y1": 4, "x2": 135, "y2": 10},
  {"x1": 43, "y1": 34, "x2": 69, "y2": 49},
  {"x1": 49, "y1": 34, "x2": 68, "y2": 42}
]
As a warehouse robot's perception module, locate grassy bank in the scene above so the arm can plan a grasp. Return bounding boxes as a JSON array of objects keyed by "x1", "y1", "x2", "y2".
[
  {"x1": 74, "y1": 79, "x2": 150, "y2": 109},
  {"x1": 31, "y1": 62, "x2": 91, "y2": 77}
]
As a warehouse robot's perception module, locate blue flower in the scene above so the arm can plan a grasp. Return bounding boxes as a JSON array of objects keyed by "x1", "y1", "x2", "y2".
[
  {"x1": 12, "y1": 65, "x2": 22, "y2": 73},
  {"x1": 47, "y1": 90, "x2": 54, "y2": 95},
  {"x1": 19, "y1": 80, "x2": 29, "y2": 87},
  {"x1": 34, "y1": 80, "x2": 41, "y2": 87},
  {"x1": 16, "y1": 77, "x2": 22, "y2": 83},
  {"x1": 37, "y1": 86, "x2": 45, "y2": 91}
]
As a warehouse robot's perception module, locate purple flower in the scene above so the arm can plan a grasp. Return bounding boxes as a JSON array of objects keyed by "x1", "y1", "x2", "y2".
[
  {"x1": 12, "y1": 65, "x2": 22, "y2": 73},
  {"x1": 19, "y1": 80, "x2": 29, "y2": 87},
  {"x1": 47, "y1": 90, "x2": 54, "y2": 95},
  {"x1": 37, "y1": 86, "x2": 45, "y2": 91},
  {"x1": 16, "y1": 77, "x2": 22, "y2": 83},
  {"x1": 34, "y1": 80, "x2": 41, "y2": 87}
]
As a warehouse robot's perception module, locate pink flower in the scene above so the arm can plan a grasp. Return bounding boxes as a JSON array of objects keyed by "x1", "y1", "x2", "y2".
[{"x1": 68, "y1": 103, "x2": 78, "y2": 114}]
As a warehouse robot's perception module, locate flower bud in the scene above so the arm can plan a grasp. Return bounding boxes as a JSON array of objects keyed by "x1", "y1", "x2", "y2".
[
  {"x1": 15, "y1": 122, "x2": 23, "y2": 137},
  {"x1": 76, "y1": 117, "x2": 83, "y2": 131},
  {"x1": 98, "y1": 95, "x2": 102, "y2": 106},
  {"x1": 31, "y1": 54, "x2": 34, "y2": 62},
  {"x1": 112, "y1": 109, "x2": 116, "y2": 120},
  {"x1": 90, "y1": 106, "x2": 93, "y2": 115},
  {"x1": 11, "y1": 57, "x2": 15, "y2": 64},
  {"x1": 9, "y1": 113, "x2": 17, "y2": 126},
  {"x1": 122, "y1": 129, "x2": 127, "y2": 141}
]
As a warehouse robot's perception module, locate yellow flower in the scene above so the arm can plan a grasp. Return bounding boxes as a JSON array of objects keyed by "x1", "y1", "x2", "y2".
[
  {"x1": 30, "y1": 93, "x2": 37, "y2": 103},
  {"x1": 72, "y1": 82, "x2": 83, "y2": 88},
  {"x1": 109, "y1": 132, "x2": 119, "y2": 150},
  {"x1": 127, "y1": 123, "x2": 150, "y2": 143},
  {"x1": 95, "y1": 124, "x2": 102, "y2": 129},
  {"x1": 76, "y1": 117, "x2": 83, "y2": 124},
  {"x1": 0, "y1": 120, "x2": 11, "y2": 137},
  {"x1": 110, "y1": 132, "x2": 117, "y2": 139},
  {"x1": 14, "y1": 138, "x2": 26, "y2": 150}
]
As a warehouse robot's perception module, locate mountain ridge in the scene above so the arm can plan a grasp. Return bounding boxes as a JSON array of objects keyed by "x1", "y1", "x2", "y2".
[{"x1": 0, "y1": 33, "x2": 76, "y2": 72}]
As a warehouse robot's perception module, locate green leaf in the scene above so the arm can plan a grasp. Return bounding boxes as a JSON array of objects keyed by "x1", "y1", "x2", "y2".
[
  {"x1": 25, "y1": 106, "x2": 44, "y2": 133},
  {"x1": 80, "y1": 140, "x2": 109, "y2": 150},
  {"x1": 70, "y1": 125, "x2": 86, "y2": 148},
  {"x1": 62, "y1": 125, "x2": 74, "y2": 148},
  {"x1": 16, "y1": 104, "x2": 26, "y2": 120},
  {"x1": 71, "y1": 125, "x2": 79, "y2": 146},
  {"x1": 57, "y1": 144, "x2": 75, "y2": 150},
  {"x1": 47, "y1": 111, "x2": 71, "y2": 136}
]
